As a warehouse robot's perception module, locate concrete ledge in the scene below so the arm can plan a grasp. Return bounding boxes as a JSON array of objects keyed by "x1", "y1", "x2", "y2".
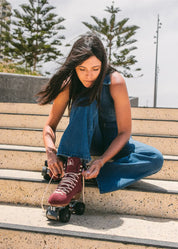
[
  {"x1": 0, "y1": 169, "x2": 178, "y2": 219},
  {"x1": 0, "y1": 127, "x2": 177, "y2": 155},
  {"x1": 0, "y1": 145, "x2": 177, "y2": 181},
  {"x1": 1, "y1": 103, "x2": 178, "y2": 121},
  {"x1": 132, "y1": 107, "x2": 178, "y2": 121},
  {"x1": 0, "y1": 169, "x2": 178, "y2": 194},
  {"x1": 0, "y1": 73, "x2": 138, "y2": 106},
  {"x1": 1, "y1": 113, "x2": 178, "y2": 135},
  {"x1": 0, "y1": 102, "x2": 53, "y2": 115},
  {"x1": 0, "y1": 113, "x2": 69, "y2": 130},
  {"x1": 0, "y1": 73, "x2": 48, "y2": 103},
  {"x1": 1, "y1": 225, "x2": 178, "y2": 249},
  {"x1": 0, "y1": 205, "x2": 178, "y2": 249}
]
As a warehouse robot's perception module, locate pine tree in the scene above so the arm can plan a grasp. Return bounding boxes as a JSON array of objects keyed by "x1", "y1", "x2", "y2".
[
  {"x1": 0, "y1": 0, "x2": 12, "y2": 60},
  {"x1": 83, "y1": 2, "x2": 141, "y2": 78},
  {"x1": 11, "y1": 0, "x2": 65, "y2": 72}
]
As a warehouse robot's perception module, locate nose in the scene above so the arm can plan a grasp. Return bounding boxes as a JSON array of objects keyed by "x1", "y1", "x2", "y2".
[{"x1": 85, "y1": 70, "x2": 93, "y2": 80}]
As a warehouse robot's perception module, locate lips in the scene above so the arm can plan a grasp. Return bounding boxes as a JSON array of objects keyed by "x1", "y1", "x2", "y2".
[
  {"x1": 85, "y1": 80, "x2": 93, "y2": 83},
  {"x1": 83, "y1": 80, "x2": 94, "y2": 88}
]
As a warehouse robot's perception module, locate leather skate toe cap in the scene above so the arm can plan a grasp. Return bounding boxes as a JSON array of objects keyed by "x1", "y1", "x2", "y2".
[{"x1": 48, "y1": 191, "x2": 69, "y2": 206}]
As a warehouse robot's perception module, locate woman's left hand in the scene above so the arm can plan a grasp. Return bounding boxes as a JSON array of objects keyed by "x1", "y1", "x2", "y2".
[{"x1": 82, "y1": 158, "x2": 104, "y2": 179}]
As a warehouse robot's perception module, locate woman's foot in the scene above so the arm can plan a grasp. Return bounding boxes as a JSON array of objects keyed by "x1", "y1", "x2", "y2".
[{"x1": 48, "y1": 157, "x2": 83, "y2": 206}]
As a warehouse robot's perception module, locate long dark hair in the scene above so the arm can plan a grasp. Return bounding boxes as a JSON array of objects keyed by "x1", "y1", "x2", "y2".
[{"x1": 36, "y1": 33, "x2": 108, "y2": 107}]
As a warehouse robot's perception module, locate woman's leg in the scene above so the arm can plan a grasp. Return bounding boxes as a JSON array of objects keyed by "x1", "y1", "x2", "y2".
[
  {"x1": 48, "y1": 101, "x2": 101, "y2": 208},
  {"x1": 57, "y1": 100, "x2": 99, "y2": 161},
  {"x1": 97, "y1": 138, "x2": 164, "y2": 194}
]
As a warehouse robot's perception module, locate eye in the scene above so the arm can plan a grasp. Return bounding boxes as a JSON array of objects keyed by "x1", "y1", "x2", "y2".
[
  {"x1": 93, "y1": 68, "x2": 100, "y2": 71},
  {"x1": 77, "y1": 67, "x2": 85, "y2": 72},
  {"x1": 79, "y1": 68, "x2": 85, "y2": 71}
]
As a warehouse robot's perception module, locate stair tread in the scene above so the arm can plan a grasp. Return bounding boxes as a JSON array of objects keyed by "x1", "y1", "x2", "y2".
[
  {"x1": 0, "y1": 144, "x2": 178, "y2": 160},
  {"x1": 1, "y1": 112, "x2": 178, "y2": 122},
  {"x1": 1, "y1": 126, "x2": 178, "y2": 137},
  {"x1": 0, "y1": 204, "x2": 178, "y2": 248},
  {"x1": 0, "y1": 144, "x2": 45, "y2": 152},
  {"x1": 0, "y1": 169, "x2": 178, "y2": 194}
]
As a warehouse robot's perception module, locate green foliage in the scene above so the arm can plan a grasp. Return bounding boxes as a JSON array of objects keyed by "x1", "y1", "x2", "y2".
[
  {"x1": 83, "y1": 2, "x2": 142, "y2": 78},
  {"x1": 0, "y1": 61, "x2": 41, "y2": 75},
  {"x1": 0, "y1": 0, "x2": 12, "y2": 59},
  {"x1": 10, "y1": 0, "x2": 65, "y2": 72}
]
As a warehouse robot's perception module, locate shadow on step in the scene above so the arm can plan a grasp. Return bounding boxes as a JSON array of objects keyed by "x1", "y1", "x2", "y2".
[
  {"x1": 47, "y1": 212, "x2": 124, "y2": 230},
  {"x1": 46, "y1": 210, "x2": 172, "y2": 231},
  {"x1": 126, "y1": 180, "x2": 171, "y2": 193}
]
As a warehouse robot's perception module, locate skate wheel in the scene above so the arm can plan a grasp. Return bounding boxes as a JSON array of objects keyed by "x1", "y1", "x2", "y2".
[
  {"x1": 59, "y1": 206, "x2": 71, "y2": 223},
  {"x1": 46, "y1": 206, "x2": 58, "y2": 221},
  {"x1": 42, "y1": 166, "x2": 47, "y2": 176},
  {"x1": 73, "y1": 202, "x2": 85, "y2": 215},
  {"x1": 42, "y1": 166, "x2": 51, "y2": 181}
]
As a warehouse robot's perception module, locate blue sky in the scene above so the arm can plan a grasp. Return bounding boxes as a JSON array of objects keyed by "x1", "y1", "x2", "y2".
[{"x1": 9, "y1": 0, "x2": 178, "y2": 108}]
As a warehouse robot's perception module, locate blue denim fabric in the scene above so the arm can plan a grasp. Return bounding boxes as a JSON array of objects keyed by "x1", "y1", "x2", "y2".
[
  {"x1": 97, "y1": 138, "x2": 163, "y2": 193},
  {"x1": 57, "y1": 100, "x2": 99, "y2": 161},
  {"x1": 57, "y1": 75, "x2": 164, "y2": 194}
]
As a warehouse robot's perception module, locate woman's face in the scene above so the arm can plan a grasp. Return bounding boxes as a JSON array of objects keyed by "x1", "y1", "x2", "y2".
[{"x1": 75, "y1": 56, "x2": 102, "y2": 88}]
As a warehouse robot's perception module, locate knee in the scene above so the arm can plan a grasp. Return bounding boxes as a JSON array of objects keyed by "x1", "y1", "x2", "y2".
[{"x1": 153, "y1": 150, "x2": 164, "y2": 172}]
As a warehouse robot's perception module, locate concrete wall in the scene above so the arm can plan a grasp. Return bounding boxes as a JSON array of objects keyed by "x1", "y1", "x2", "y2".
[
  {"x1": 0, "y1": 73, "x2": 48, "y2": 103},
  {"x1": 129, "y1": 97, "x2": 138, "y2": 107},
  {"x1": 0, "y1": 73, "x2": 138, "y2": 106}
]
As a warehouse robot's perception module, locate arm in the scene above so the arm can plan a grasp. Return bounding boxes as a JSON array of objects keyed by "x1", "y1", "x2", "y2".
[
  {"x1": 83, "y1": 72, "x2": 132, "y2": 179},
  {"x1": 43, "y1": 84, "x2": 70, "y2": 177}
]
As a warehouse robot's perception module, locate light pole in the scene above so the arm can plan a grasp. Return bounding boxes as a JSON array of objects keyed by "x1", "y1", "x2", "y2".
[{"x1": 153, "y1": 14, "x2": 162, "y2": 108}]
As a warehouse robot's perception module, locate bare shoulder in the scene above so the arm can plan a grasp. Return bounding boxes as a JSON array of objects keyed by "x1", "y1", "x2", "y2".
[
  {"x1": 109, "y1": 71, "x2": 129, "y2": 101},
  {"x1": 110, "y1": 71, "x2": 126, "y2": 86},
  {"x1": 54, "y1": 83, "x2": 70, "y2": 104}
]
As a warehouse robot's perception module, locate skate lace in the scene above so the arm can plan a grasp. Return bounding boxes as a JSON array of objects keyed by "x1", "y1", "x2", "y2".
[
  {"x1": 54, "y1": 172, "x2": 81, "y2": 195},
  {"x1": 41, "y1": 174, "x2": 54, "y2": 211}
]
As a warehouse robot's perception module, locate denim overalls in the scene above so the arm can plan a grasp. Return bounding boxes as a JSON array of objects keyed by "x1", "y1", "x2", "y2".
[{"x1": 57, "y1": 75, "x2": 164, "y2": 194}]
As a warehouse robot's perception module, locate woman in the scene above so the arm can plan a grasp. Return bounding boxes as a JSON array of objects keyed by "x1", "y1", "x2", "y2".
[{"x1": 37, "y1": 33, "x2": 163, "y2": 210}]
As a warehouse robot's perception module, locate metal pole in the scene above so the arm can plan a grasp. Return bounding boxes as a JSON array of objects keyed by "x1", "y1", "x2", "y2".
[{"x1": 153, "y1": 14, "x2": 161, "y2": 108}]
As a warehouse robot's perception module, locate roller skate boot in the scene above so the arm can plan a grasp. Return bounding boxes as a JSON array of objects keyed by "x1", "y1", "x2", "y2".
[{"x1": 46, "y1": 157, "x2": 85, "y2": 222}]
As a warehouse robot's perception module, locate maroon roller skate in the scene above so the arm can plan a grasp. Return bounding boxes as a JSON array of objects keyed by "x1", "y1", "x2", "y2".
[{"x1": 46, "y1": 157, "x2": 85, "y2": 222}]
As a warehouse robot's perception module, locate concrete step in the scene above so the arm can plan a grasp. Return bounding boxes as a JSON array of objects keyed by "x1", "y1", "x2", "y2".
[
  {"x1": 0, "y1": 102, "x2": 52, "y2": 115},
  {"x1": 132, "y1": 119, "x2": 178, "y2": 135},
  {"x1": 0, "y1": 145, "x2": 178, "y2": 181},
  {"x1": 0, "y1": 145, "x2": 46, "y2": 172},
  {"x1": 0, "y1": 204, "x2": 178, "y2": 249},
  {"x1": 0, "y1": 127, "x2": 177, "y2": 155},
  {"x1": 0, "y1": 169, "x2": 177, "y2": 219},
  {"x1": 0, "y1": 113, "x2": 69, "y2": 130},
  {"x1": 1, "y1": 113, "x2": 178, "y2": 135},
  {"x1": 131, "y1": 107, "x2": 178, "y2": 121},
  {"x1": 133, "y1": 134, "x2": 178, "y2": 155},
  {"x1": 0, "y1": 102, "x2": 69, "y2": 116},
  {"x1": 1, "y1": 103, "x2": 178, "y2": 120},
  {"x1": 0, "y1": 127, "x2": 62, "y2": 147}
]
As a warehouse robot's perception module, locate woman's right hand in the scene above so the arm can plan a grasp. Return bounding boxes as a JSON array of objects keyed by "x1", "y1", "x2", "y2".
[
  {"x1": 43, "y1": 85, "x2": 70, "y2": 178},
  {"x1": 46, "y1": 148, "x2": 64, "y2": 178}
]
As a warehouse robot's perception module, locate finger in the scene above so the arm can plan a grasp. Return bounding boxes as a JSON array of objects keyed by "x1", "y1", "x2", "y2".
[
  {"x1": 82, "y1": 169, "x2": 90, "y2": 178},
  {"x1": 58, "y1": 160, "x2": 64, "y2": 177},
  {"x1": 86, "y1": 172, "x2": 98, "y2": 179},
  {"x1": 84, "y1": 164, "x2": 97, "y2": 175},
  {"x1": 54, "y1": 162, "x2": 64, "y2": 176},
  {"x1": 48, "y1": 163, "x2": 59, "y2": 177},
  {"x1": 85, "y1": 168, "x2": 99, "y2": 179}
]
